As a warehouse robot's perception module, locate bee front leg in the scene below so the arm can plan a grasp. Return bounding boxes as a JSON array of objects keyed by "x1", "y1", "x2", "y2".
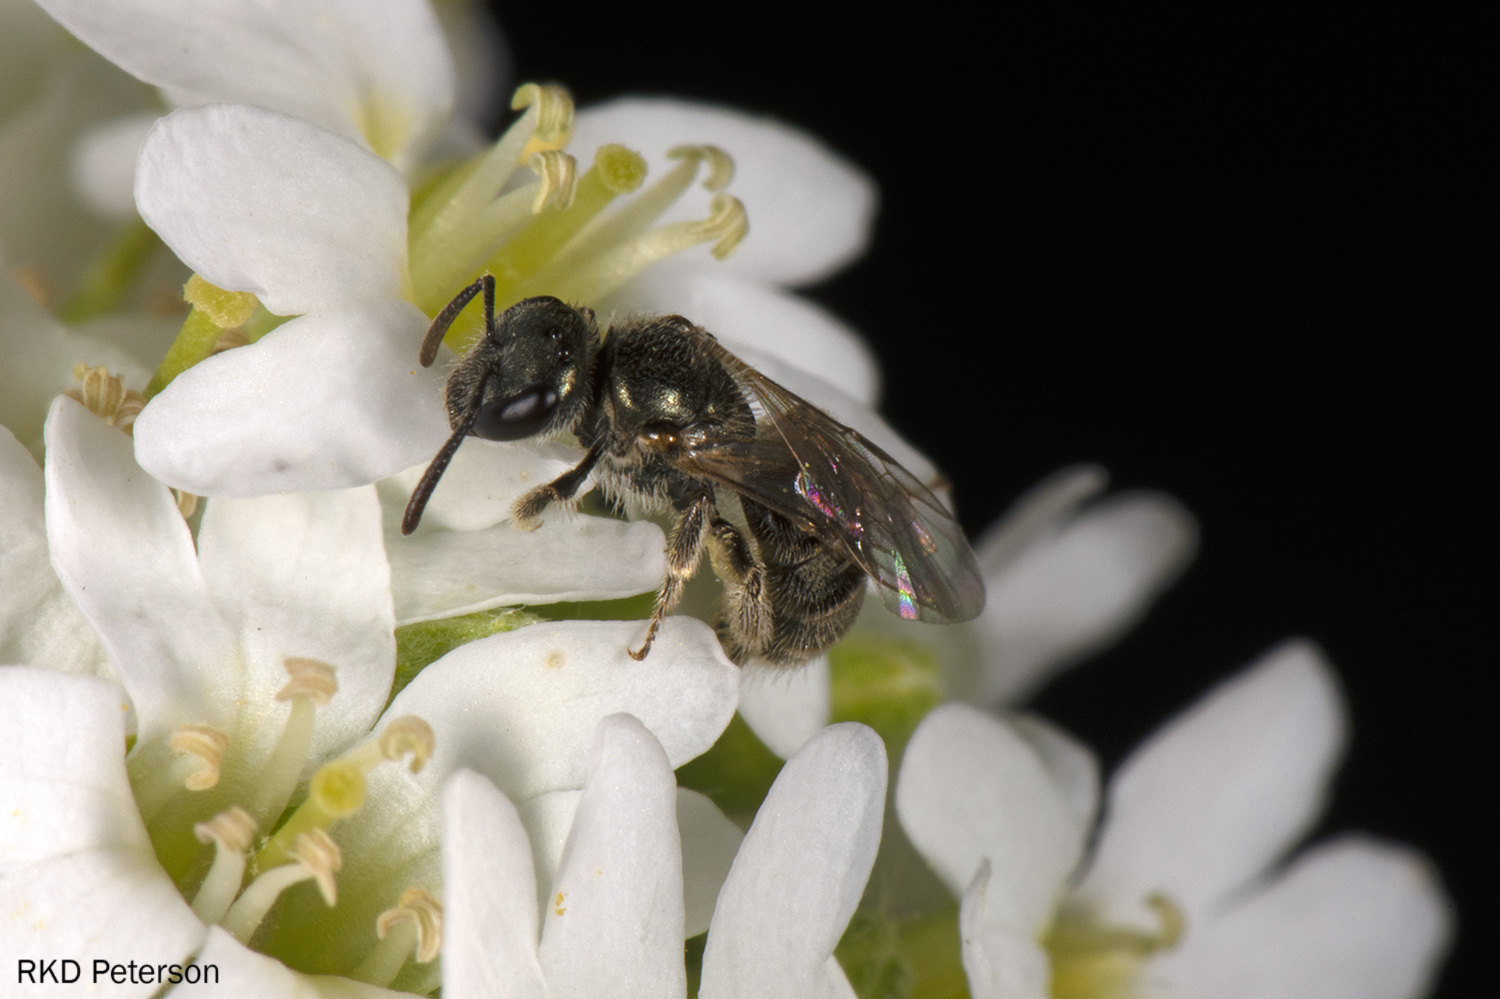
[
  {"x1": 512, "y1": 442, "x2": 603, "y2": 530},
  {"x1": 706, "y1": 517, "x2": 772, "y2": 664},
  {"x1": 630, "y1": 494, "x2": 714, "y2": 661}
]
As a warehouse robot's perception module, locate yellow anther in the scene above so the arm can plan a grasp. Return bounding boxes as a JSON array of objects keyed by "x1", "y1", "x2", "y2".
[
  {"x1": 169, "y1": 724, "x2": 230, "y2": 791},
  {"x1": 173, "y1": 489, "x2": 200, "y2": 519},
  {"x1": 183, "y1": 274, "x2": 258, "y2": 329},
  {"x1": 592, "y1": 144, "x2": 648, "y2": 195},
  {"x1": 66, "y1": 364, "x2": 146, "y2": 433},
  {"x1": 705, "y1": 194, "x2": 749, "y2": 259},
  {"x1": 194, "y1": 806, "x2": 258, "y2": 854},
  {"x1": 379, "y1": 716, "x2": 435, "y2": 773},
  {"x1": 278, "y1": 657, "x2": 338, "y2": 706},
  {"x1": 511, "y1": 83, "x2": 574, "y2": 145},
  {"x1": 377, "y1": 889, "x2": 444, "y2": 963},
  {"x1": 310, "y1": 760, "x2": 367, "y2": 819},
  {"x1": 529, "y1": 150, "x2": 578, "y2": 212},
  {"x1": 290, "y1": 829, "x2": 343, "y2": 906},
  {"x1": 668, "y1": 145, "x2": 736, "y2": 191}
]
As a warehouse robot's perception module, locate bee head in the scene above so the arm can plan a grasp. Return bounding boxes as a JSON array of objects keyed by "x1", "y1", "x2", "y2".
[{"x1": 447, "y1": 296, "x2": 596, "y2": 441}]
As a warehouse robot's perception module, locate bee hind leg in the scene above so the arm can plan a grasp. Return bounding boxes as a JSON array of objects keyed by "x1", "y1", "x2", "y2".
[
  {"x1": 706, "y1": 517, "x2": 771, "y2": 665},
  {"x1": 630, "y1": 494, "x2": 714, "y2": 661}
]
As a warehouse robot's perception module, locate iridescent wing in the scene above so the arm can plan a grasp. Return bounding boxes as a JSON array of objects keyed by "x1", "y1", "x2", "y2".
[{"x1": 678, "y1": 333, "x2": 985, "y2": 624}]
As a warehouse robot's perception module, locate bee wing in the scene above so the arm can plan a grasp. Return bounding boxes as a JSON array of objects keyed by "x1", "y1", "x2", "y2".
[{"x1": 681, "y1": 338, "x2": 986, "y2": 624}]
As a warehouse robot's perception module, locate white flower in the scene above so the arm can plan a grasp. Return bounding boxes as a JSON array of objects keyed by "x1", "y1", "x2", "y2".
[
  {"x1": 1, "y1": 395, "x2": 741, "y2": 994},
  {"x1": 895, "y1": 640, "x2": 1452, "y2": 999},
  {"x1": 443, "y1": 717, "x2": 887, "y2": 999},
  {"x1": 738, "y1": 464, "x2": 1198, "y2": 758},
  {"x1": 32, "y1": 0, "x2": 459, "y2": 175}
]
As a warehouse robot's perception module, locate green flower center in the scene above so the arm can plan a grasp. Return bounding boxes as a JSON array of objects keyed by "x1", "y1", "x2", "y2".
[{"x1": 1045, "y1": 895, "x2": 1184, "y2": 999}]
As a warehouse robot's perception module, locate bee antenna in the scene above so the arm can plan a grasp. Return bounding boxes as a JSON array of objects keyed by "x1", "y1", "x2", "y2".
[
  {"x1": 419, "y1": 274, "x2": 495, "y2": 367},
  {"x1": 402, "y1": 426, "x2": 470, "y2": 535}
]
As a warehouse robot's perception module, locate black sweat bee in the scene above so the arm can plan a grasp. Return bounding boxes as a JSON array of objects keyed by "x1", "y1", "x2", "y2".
[{"x1": 403, "y1": 274, "x2": 985, "y2": 666}]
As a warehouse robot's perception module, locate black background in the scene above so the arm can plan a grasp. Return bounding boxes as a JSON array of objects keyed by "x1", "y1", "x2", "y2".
[{"x1": 492, "y1": 4, "x2": 1484, "y2": 995}]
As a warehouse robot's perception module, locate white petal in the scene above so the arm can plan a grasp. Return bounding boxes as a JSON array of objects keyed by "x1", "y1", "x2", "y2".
[
  {"x1": 1072, "y1": 641, "x2": 1346, "y2": 928},
  {"x1": 540, "y1": 715, "x2": 685, "y2": 999},
  {"x1": 518, "y1": 787, "x2": 742, "y2": 940},
  {"x1": 976, "y1": 465, "x2": 1108, "y2": 572},
  {"x1": 441, "y1": 769, "x2": 548, "y2": 999},
  {"x1": 34, "y1": 0, "x2": 454, "y2": 170},
  {"x1": 896, "y1": 704, "x2": 1087, "y2": 934},
  {"x1": 195, "y1": 487, "x2": 394, "y2": 764},
  {"x1": 379, "y1": 437, "x2": 581, "y2": 533},
  {"x1": 1007, "y1": 713, "x2": 1100, "y2": 838},
  {"x1": 0, "y1": 428, "x2": 112, "y2": 677},
  {"x1": 0, "y1": 669, "x2": 206, "y2": 983},
  {"x1": 386, "y1": 618, "x2": 739, "y2": 801},
  {"x1": 603, "y1": 267, "x2": 881, "y2": 405},
  {"x1": 699, "y1": 723, "x2": 886, "y2": 999},
  {"x1": 974, "y1": 489, "x2": 1198, "y2": 704},
  {"x1": 1151, "y1": 836, "x2": 1452, "y2": 999},
  {"x1": 571, "y1": 97, "x2": 877, "y2": 285},
  {"x1": 388, "y1": 517, "x2": 665, "y2": 624},
  {"x1": 958, "y1": 862, "x2": 1052, "y2": 999},
  {"x1": 0, "y1": 269, "x2": 152, "y2": 450},
  {"x1": 134, "y1": 105, "x2": 408, "y2": 315},
  {"x1": 44, "y1": 397, "x2": 235, "y2": 742},
  {"x1": 179, "y1": 925, "x2": 410, "y2": 996},
  {"x1": 132, "y1": 299, "x2": 449, "y2": 496},
  {"x1": 70, "y1": 111, "x2": 157, "y2": 221},
  {"x1": 677, "y1": 789, "x2": 745, "y2": 939},
  {"x1": 735, "y1": 655, "x2": 831, "y2": 759}
]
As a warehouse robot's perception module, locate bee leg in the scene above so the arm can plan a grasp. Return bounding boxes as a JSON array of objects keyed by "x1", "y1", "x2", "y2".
[
  {"x1": 630, "y1": 494, "x2": 714, "y2": 661},
  {"x1": 513, "y1": 442, "x2": 604, "y2": 530},
  {"x1": 706, "y1": 517, "x2": 772, "y2": 664}
]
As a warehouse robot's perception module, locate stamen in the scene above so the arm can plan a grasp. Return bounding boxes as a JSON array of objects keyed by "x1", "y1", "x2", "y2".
[
  {"x1": 66, "y1": 364, "x2": 147, "y2": 434},
  {"x1": 277, "y1": 657, "x2": 338, "y2": 704},
  {"x1": 379, "y1": 716, "x2": 435, "y2": 773},
  {"x1": 246, "y1": 658, "x2": 338, "y2": 821},
  {"x1": 173, "y1": 489, "x2": 201, "y2": 519},
  {"x1": 1047, "y1": 893, "x2": 1186, "y2": 999},
  {"x1": 350, "y1": 889, "x2": 443, "y2": 986},
  {"x1": 222, "y1": 830, "x2": 342, "y2": 943},
  {"x1": 169, "y1": 724, "x2": 230, "y2": 791},
  {"x1": 190, "y1": 807, "x2": 258, "y2": 924},
  {"x1": 525, "y1": 145, "x2": 736, "y2": 290},
  {"x1": 407, "y1": 84, "x2": 575, "y2": 292},
  {"x1": 543, "y1": 193, "x2": 749, "y2": 305}
]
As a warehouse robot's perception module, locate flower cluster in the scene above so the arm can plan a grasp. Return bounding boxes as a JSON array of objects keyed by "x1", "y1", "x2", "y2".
[{"x1": 0, "y1": 1, "x2": 1451, "y2": 997}]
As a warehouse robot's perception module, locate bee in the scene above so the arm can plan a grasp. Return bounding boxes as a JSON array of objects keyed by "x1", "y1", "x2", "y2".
[{"x1": 403, "y1": 274, "x2": 985, "y2": 666}]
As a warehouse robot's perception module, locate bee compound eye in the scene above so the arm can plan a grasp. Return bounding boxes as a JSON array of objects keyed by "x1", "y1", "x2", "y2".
[{"x1": 472, "y1": 384, "x2": 560, "y2": 441}]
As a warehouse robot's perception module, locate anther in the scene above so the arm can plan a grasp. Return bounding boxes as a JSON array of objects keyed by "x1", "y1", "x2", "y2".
[
  {"x1": 380, "y1": 889, "x2": 443, "y2": 963},
  {"x1": 278, "y1": 657, "x2": 338, "y2": 705},
  {"x1": 529, "y1": 150, "x2": 578, "y2": 212},
  {"x1": 704, "y1": 194, "x2": 750, "y2": 259},
  {"x1": 379, "y1": 716, "x2": 435, "y2": 773},
  {"x1": 668, "y1": 145, "x2": 735, "y2": 191},
  {"x1": 291, "y1": 828, "x2": 343, "y2": 906},
  {"x1": 349, "y1": 889, "x2": 443, "y2": 986},
  {"x1": 170, "y1": 724, "x2": 230, "y2": 791},
  {"x1": 512, "y1": 83, "x2": 575, "y2": 147},
  {"x1": 66, "y1": 364, "x2": 147, "y2": 434},
  {"x1": 190, "y1": 806, "x2": 258, "y2": 924}
]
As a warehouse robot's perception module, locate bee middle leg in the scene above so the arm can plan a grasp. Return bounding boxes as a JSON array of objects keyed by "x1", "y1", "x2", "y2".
[{"x1": 630, "y1": 493, "x2": 715, "y2": 661}]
